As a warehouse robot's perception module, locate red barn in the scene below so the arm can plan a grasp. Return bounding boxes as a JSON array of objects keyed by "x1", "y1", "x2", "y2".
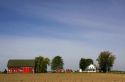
[{"x1": 7, "y1": 59, "x2": 35, "y2": 73}]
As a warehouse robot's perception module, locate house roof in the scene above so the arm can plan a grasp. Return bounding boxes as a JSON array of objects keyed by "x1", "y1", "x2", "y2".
[
  {"x1": 7, "y1": 59, "x2": 35, "y2": 67},
  {"x1": 86, "y1": 64, "x2": 96, "y2": 69}
]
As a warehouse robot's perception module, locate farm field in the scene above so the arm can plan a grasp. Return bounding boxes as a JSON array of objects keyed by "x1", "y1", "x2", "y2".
[{"x1": 0, "y1": 73, "x2": 125, "y2": 82}]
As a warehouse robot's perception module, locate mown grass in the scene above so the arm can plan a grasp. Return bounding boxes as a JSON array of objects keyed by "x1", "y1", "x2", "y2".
[{"x1": 0, "y1": 73, "x2": 125, "y2": 82}]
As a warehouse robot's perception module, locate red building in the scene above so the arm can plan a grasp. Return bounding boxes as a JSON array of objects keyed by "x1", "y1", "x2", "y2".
[{"x1": 7, "y1": 59, "x2": 35, "y2": 73}]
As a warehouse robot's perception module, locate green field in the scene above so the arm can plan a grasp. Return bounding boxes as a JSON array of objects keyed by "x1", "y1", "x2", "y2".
[{"x1": 0, "y1": 73, "x2": 125, "y2": 82}]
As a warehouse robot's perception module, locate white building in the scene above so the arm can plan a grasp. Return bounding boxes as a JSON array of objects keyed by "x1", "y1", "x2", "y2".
[{"x1": 85, "y1": 64, "x2": 96, "y2": 72}]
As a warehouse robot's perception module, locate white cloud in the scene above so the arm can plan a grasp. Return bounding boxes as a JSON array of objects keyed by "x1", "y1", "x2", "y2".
[
  {"x1": 9, "y1": 1, "x2": 125, "y2": 35},
  {"x1": 1, "y1": 0, "x2": 125, "y2": 34}
]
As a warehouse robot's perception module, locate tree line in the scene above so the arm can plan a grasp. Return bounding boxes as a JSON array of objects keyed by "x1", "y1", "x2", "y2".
[
  {"x1": 35, "y1": 56, "x2": 64, "y2": 73},
  {"x1": 35, "y1": 51, "x2": 116, "y2": 73}
]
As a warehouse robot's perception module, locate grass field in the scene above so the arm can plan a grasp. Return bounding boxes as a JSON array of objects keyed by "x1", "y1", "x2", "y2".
[{"x1": 0, "y1": 73, "x2": 125, "y2": 82}]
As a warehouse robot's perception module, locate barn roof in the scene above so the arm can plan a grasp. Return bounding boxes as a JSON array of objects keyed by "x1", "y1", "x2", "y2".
[{"x1": 7, "y1": 59, "x2": 35, "y2": 67}]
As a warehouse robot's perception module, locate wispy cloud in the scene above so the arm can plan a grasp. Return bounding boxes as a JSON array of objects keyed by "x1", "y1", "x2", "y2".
[{"x1": 5, "y1": 0, "x2": 125, "y2": 34}]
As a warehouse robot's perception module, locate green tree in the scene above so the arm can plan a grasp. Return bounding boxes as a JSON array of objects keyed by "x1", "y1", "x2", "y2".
[
  {"x1": 79, "y1": 58, "x2": 86, "y2": 71},
  {"x1": 86, "y1": 59, "x2": 93, "y2": 65},
  {"x1": 35, "y1": 56, "x2": 50, "y2": 73},
  {"x1": 79, "y1": 58, "x2": 93, "y2": 71},
  {"x1": 97, "y1": 51, "x2": 116, "y2": 73},
  {"x1": 51, "y1": 56, "x2": 64, "y2": 71}
]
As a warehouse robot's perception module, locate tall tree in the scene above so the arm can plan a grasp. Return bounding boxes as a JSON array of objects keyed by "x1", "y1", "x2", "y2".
[
  {"x1": 97, "y1": 51, "x2": 116, "y2": 73},
  {"x1": 51, "y1": 56, "x2": 64, "y2": 71},
  {"x1": 35, "y1": 56, "x2": 50, "y2": 73},
  {"x1": 79, "y1": 58, "x2": 93, "y2": 71},
  {"x1": 79, "y1": 58, "x2": 86, "y2": 71}
]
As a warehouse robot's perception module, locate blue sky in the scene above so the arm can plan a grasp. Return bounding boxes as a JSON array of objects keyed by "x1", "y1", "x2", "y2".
[{"x1": 0, "y1": 0, "x2": 125, "y2": 71}]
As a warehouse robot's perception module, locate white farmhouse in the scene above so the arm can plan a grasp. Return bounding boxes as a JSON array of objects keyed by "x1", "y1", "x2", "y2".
[{"x1": 85, "y1": 64, "x2": 96, "y2": 72}]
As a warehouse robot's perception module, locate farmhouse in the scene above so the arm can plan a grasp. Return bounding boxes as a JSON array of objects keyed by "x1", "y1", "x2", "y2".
[
  {"x1": 7, "y1": 59, "x2": 35, "y2": 73},
  {"x1": 86, "y1": 64, "x2": 96, "y2": 72}
]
